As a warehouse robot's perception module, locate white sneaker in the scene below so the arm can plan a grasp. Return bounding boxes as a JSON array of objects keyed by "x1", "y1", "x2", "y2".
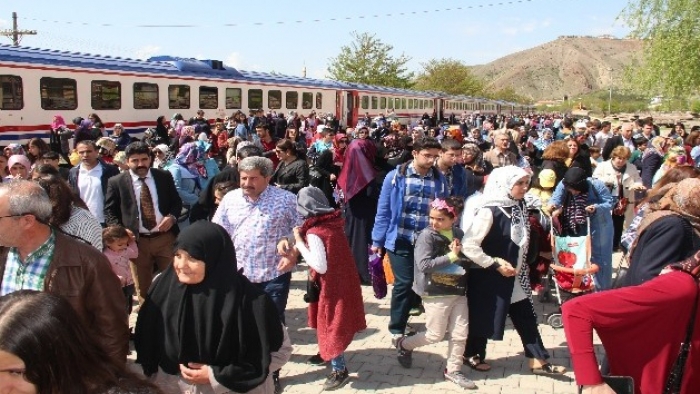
[{"x1": 444, "y1": 370, "x2": 477, "y2": 390}]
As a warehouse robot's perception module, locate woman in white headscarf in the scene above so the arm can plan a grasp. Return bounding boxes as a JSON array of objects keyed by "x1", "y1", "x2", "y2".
[{"x1": 460, "y1": 166, "x2": 566, "y2": 376}]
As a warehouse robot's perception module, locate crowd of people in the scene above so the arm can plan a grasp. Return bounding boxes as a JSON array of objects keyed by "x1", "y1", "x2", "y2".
[{"x1": 0, "y1": 108, "x2": 699, "y2": 393}]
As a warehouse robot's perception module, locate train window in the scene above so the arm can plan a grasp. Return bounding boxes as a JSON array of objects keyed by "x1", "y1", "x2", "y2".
[
  {"x1": 199, "y1": 86, "x2": 218, "y2": 109},
  {"x1": 316, "y1": 93, "x2": 322, "y2": 109},
  {"x1": 380, "y1": 97, "x2": 386, "y2": 109},
  {"x1": 302, "y1": 92, "x2": 313, "y2": 109},
  {"x1": 248, "y1": 89, "x2": 263, "y2": 109},
  {"x1": 394, "y1": 98, "x2": 400, "y2": 109},
  {"x1": 413, "y1": 99, "x2": 418, "y2": 109},
  {"x1": 225, "y1": 88, "x2": 242, "y2": 109},
  {"x1": 387, "y1": 98, "x2": 393, "y2": 109},
  {"x1": 419, "y1": 100, "x2": 424, "y2": 110},
  {"x1": 0, "y1": 75, "x2": 23, "y2": 110},
  {"x1": 371, "y1": 96, "x2": 378, "y2": 110},
  {"x1": 168, "y1": 85, "x2": 190, "y2": 109},
  {"x1": 286, "y1": 91, "x2": 298, "y2": 109},
  {"x1": 91, "y1": 80, "x2": 121, "y2": 110},
  {"x1": 133, "y1": 83, "x2": 159, "y2": 109},
  {"x1": 408, "y1": 99, "x2": 413, "y2": 109},
  {"x1": 268, "y1": 90, "x2": 281, "y2": 109},
  {"x1": 40, "y1": 77, "x2": 77, "y2": 111},
  {"x1": 361, "y1": 96, "x2": 369, "y2": 110},
  {"x1": 401, "y1": 98, "x2": 406, "y2": 109}
]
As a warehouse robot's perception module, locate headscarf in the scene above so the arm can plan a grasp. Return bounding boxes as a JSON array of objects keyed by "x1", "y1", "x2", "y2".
[
  {"x1": 462, "y1": 142, "x2": 485, "y2": 169},
  {"x1": 297, "y1": 186, "x2": 336, "y2": 218},
  {"x1": 8, "y1": 155, "x2": 31, "y2": 172},
  {"x1": 643, "y1": 136, "x2": 666, "y2": 160},
  {"x1": 478, "y1": 165, "x2": 530, "y2": 208},
  {"x1": 332, "y1": 133, "x2": 347, "y2": 165},
  {"x1": 4, "y1": 143, "x2": 26, "y2": 157},
  {"x1": 153, "y1": 144, "x2": 173, "y2": 169},
  {"x1": 560, "y1": 167, "x2": 590, "y2": 235},
  {"x1": 179, "y1": 125, "x2": 196, "y2": 146},
  {"x1": 51, "y1": 114, "x2": 66, "y2": 130},
  {"x1": 636, "y1": 178, "x2": 700, "y2": 240},
  {"x1": 134, "y1": 222, "x2": 283, "y2": 392},
  {"x1": 666, "y1": 249, "x2": 700, "y2": 279},
  {"x1": 562, "y1": 167, "x2": 589, "y2": 193},
  {"x1": 476, "y1": 165, "x2": 531, "y2": 249},
  {"x1": 176, "y1": 141, "x2": 208, "y2": 179},
  {"x1": 170, "y1": 113, "x2": 183, "y2": 129},
  {"x1": 337, "y1": 139, "x2": 377, "y2": 202}
]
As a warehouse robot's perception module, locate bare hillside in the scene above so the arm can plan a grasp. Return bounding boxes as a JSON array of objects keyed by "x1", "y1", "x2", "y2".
[{"x1": 470, "y1": 36, "x2": 644, "y2": 101}]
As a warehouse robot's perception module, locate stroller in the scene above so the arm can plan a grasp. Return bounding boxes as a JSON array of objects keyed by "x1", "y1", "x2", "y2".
[{"x1": 542, "y1": 217, "x2": 599, "y2": 329}]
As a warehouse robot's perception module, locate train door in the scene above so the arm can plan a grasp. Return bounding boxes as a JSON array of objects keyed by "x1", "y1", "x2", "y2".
[
  {"x1": 336, "y1": 91, "x2": 344, "y2": 125},
  {"x1": 435, "y1": 98, "x2": 444, "y2": 123},
  {"x1": 348, "y1": 91, "x2": 359, "y2": 127}
]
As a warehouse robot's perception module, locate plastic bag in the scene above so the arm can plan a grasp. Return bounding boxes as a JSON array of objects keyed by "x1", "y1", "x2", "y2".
[{"x1": 368, "y1": 249, "x2": 387, "y2": 299}]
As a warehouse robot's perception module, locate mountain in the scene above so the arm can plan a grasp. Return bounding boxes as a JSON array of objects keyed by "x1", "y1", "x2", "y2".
[{"x1": 470, "y1": 36, "x2": 644, "y2": 102}]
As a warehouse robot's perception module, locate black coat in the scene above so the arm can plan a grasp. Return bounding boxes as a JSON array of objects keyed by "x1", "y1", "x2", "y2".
[
  {"x1": 270, "y1": 158, "x2": 309, "y2": 195},
  {"x1": 602, "y1": 135, "x2": 636, "y2": 161},
  {"x1": 104, "y1": 169, "x2": 183, "y2": 239}
]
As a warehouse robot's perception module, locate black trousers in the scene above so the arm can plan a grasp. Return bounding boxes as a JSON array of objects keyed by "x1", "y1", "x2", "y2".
[
  {"x1": 612, "y1": 213, "x2": 625, "y2": 250},
  {"x1": 465, "y1": 298, "x2": 549, "y2": 361}
]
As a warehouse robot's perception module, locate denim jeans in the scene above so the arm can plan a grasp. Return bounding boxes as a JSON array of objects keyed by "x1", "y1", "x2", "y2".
[
  {"x1": 253, "y1": 272, "x2": 292, "y2": 325},
  {"x1": 331, "y1": 354, "x2": 346, "y2": 372},
  {"x1": 388, "y1": 238, "x2": 419, "y2": 335}
]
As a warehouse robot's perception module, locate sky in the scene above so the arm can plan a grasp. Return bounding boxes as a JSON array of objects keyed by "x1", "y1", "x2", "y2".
[{"x1": 1, "y1": 0, "x2": 632, "y2": 80}]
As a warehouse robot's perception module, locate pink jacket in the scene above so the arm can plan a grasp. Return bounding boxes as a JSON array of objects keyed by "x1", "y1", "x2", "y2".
[{"x1": 103, "y1": 242, "x2": 138, "y2": 286}]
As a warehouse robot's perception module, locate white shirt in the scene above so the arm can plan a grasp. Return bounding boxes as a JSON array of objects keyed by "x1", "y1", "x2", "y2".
[
  {"x1": 294, "y1": 234, "x2": 328, "y2": 274},
  {"x1": 594, "y1": 130, "x2": 613, "y2": 149},
  {"x1": 78, "y1": 163, "x2": 105, "y2": 223},
  {"x1": 129, "y1": 169, "x2": 164, "y2": 233}
]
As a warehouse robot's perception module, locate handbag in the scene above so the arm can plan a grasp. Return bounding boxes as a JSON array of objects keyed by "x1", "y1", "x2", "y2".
[
  {"x1": 663, "y1": 272, "x2": 700, "y2": 394},
  {"x1": 611, "y1": 254, "x2": 630, "y2": 289},
  {"x1": 303, "y1": 271, "x2": 321, "y2": 303},
  {"x1": 613, "y1": 197, "x2": 629, "y2": 216},
  {"x1": 368, "y1": 249, "x2": 387, "y2": 299},
  {"x1": 578, "y1": 376, "x2": 634, "y2": 394}
]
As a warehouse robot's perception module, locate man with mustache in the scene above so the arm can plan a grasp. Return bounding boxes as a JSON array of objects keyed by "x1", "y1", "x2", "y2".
[{"x1": 104, "y1": 141, "x2": 182, "y2": 303}]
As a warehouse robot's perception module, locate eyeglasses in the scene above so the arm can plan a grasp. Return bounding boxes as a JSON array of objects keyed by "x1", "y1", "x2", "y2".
[
  {"x1": 0, "y1": 213, "x2": 29, "y2": 220},
  {"x1": 418, "y1": 152, "x2": 439, "y2": 160}
]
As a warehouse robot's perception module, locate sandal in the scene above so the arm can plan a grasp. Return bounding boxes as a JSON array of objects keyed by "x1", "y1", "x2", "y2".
[
  {"x1": 464, "y1": 356, "x2": 491, "y2": 372},
  {"x1": 531, "y1": 363, "x2": 566, "y2": 375}
]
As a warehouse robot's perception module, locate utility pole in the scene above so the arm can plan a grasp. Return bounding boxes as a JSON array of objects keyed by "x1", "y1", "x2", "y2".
[
  {"x1": 0, "y1": 12, "x2": 37, "y2": 46},
  {"x1": 608, "y1": 68, "x2": 614, "y2": 115}
]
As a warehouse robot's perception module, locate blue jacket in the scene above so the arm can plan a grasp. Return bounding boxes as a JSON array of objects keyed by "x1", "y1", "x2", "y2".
[{"x1": 372, "y1": 162, "x2": 448, "y2": 252}]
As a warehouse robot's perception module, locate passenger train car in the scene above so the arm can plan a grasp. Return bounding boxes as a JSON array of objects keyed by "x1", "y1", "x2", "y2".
[{"x1": 0, "y1": 45, "x2": 532, "y2": 143}]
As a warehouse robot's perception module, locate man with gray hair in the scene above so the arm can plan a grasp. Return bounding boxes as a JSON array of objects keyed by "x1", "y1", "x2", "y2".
[
  {"x1": 0, "y1": 180, "x2": 128, "y2": 363},
  {"x1": 213, "y1": 157, "x2": 301, "y2": 322},
  {"x1": 483, "y1": 129, "x2": 517, "y2": 169},
  {"x1": 212, "y1": 156, "x2": 301, "y2": 394}
]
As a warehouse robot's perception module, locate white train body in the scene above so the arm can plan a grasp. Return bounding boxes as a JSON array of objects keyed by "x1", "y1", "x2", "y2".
[{"x1": 0, "y1": 45, "x2": 532, "y2": 144}]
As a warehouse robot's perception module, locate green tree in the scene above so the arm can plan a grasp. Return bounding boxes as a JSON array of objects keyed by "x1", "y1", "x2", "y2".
[
  {"x1": 327, "y1": 31, "x2": 414, "y2": 89},
  {"x1": 413, "y1": 58, "x2": 484, "y2": 96},
  {"x1": 621, "y1": 0, "x2": 700, "y2": 97}
]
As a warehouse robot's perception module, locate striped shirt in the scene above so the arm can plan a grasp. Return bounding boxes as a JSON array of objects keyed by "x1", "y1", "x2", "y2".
[
  {"x1": 1, "y1": 230, "x2": 56, "y2": 296},
  {"x1": 213, "y1": 186, "x2": 303, "y2": 283},
  {"x1": 397, "y1": 165, "x2": 438, "y2": 241}
]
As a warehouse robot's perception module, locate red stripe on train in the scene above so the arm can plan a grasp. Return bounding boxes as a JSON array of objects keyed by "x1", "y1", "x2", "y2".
[{"x1": 0, "y1": 120, "x2": 154, "y2": 133}]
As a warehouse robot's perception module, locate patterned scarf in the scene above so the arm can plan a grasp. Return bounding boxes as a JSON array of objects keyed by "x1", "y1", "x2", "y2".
[{"x1": 563, "y1": 192, "x2": 589, "y2": 235}]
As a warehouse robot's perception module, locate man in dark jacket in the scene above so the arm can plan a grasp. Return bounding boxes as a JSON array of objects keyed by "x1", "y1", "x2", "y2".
[
  {"x1": 67, "y1": 140, "x2": 120, "y2": 225},
  {"x1": 602, "y1": 123, "x2": 636, "y2": 161},
  {"x1": 436, "y1": 139, "x2": 469, "y2": 198},
  {"x1": 0, "y1": 181, "x2": 128, "y2": 363}
]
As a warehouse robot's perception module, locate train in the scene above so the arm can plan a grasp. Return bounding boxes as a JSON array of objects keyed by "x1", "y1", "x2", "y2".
[{"x1": 0, "y1": 44, "x2": 535, "y2": 144}]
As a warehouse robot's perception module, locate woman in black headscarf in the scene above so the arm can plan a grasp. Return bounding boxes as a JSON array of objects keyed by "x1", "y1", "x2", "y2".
[{"x1": 135, "y1": 221, "x2": 290, "y2": 393}]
